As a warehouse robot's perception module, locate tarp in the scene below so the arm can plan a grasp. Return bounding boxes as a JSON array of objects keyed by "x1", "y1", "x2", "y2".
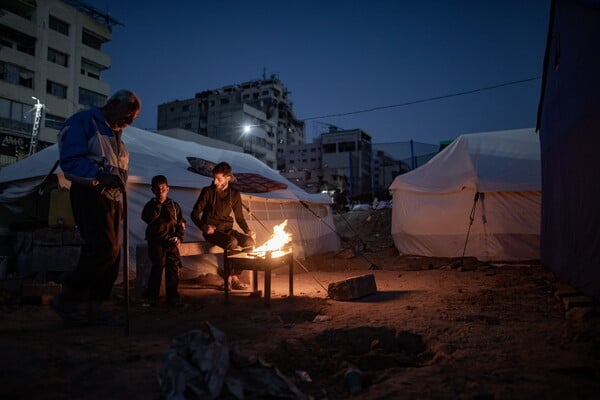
[
  {"x1": 389, "y1": 129, "x2": 541, "y2": 261},
  {"x1": 0, "y1": 127, "x2": 341, "y2": 274},
  {"x1": 537, "y1": 0, "x2": 600, "y2": 298}
]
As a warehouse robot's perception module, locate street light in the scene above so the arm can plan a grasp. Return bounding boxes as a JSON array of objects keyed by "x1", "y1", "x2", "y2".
[{"x1": 29, "y1": 96, "x2": 45, "y2": 156}]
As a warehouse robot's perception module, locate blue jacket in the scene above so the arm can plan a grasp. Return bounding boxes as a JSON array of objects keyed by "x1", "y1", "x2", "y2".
[{"x1": 58, "y1": 107, "x2": 129, "y2": 196}]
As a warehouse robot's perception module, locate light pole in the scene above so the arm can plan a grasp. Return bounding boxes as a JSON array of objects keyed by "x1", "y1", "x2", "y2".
[{"x1": 29, "y1": 96, "x2": 45, "y2": 156}]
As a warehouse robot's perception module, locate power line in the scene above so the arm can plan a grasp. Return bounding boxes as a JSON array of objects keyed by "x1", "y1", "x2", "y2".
[{"x1": 303, "y1": 77, "x2": 541, "y2": 121}]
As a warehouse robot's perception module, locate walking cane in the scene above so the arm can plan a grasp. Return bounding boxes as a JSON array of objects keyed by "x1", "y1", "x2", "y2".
[{"x1": 122, "y1": 188, "x2": 130, "y2": 335}]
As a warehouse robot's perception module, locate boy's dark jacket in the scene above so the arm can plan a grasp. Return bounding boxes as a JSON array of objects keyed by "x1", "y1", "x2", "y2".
[{"x1": 141, "y1": 198, "x2": 185, "y2": 242}]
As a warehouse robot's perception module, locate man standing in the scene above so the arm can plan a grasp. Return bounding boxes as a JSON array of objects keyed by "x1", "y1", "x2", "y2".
[
  {"x1": 191, "y1": 162, "x2": 255, "y2": 290},
  {"x1": 51, "y1": 89, "x2": 141, "y2": 325},
  {"x1": 141, "y1": 175, "x2": 185, "y2": 307}
]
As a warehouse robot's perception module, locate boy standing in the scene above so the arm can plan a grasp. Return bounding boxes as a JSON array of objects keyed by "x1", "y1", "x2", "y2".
[{"x1": 142, "y1": 175, "x2": 185, "y2": 307}]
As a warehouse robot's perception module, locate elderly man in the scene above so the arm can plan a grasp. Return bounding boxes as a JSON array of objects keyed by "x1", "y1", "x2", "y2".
[{"x1": 51, "y1": 89, "x2": 141, "y2": 325}]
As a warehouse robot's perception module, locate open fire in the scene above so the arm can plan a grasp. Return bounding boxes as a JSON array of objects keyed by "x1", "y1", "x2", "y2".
[{"x1": 250, "y1": 220, "x2": 292, "y2": 258}]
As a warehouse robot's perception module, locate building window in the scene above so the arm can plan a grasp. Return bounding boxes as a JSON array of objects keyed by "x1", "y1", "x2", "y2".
[
  {"x1": 48, "y1": 47, "x2": 69, "y2": 67},
  {"x1": 45, "y1": 113, "x2": 66, "y2": 130},
  {"x1": 184, "y1": 122, "x2": 191, "y2": 129},
  {"x1": 0, "y1": 25, "x2": 36, "y2": 55},
  {"x1": 49, "y1": 15, "x2": 69, "y2": 36},
  {"x1": 0, "y1": 62, "x2": 33, "y2": 88},
  {"x1": 82, "y1": 29, "x2": 106, "y2": 50},
  {"x1": 323, "y1": 143, "x2": 336, "y2": 153},
  {"x1": 220, "y1": 98, "x2": 229, "y2": 105},
  {"x1": 0, "y1": 97, "x2": 33, "y2": 134},
  {"x1": 79, "y1": 87, "x2": 106, "y2": 108},
  {"x1": 182, "y1": 105, "x2": 189, "y2": 112},
  {"x1": 81, "y1": 58, "x2": 104, "y2": 79},
  {"x1": 339, "y1": 141, "x2": 356, "y2": 152},
  {"x1": 47, "y1": 80, "x2": 67, "y2": 98}
]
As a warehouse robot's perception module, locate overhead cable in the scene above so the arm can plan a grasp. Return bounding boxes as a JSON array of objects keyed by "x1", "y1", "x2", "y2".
[{"x1": 303, "y1": 77, "x2": 541, "y2": 121}]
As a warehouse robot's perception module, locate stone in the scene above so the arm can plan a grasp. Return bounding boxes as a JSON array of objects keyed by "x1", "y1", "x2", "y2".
[{"x1": 327, "y1": 273, "x2": 377, "y2": 301}]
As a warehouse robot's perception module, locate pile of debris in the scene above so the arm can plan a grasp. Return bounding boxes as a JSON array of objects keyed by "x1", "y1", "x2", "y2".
[{"x1": 157, "y1": 321, "x2": 306, "y2": 400}]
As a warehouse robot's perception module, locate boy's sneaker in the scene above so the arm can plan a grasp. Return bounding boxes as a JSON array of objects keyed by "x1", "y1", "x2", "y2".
[{"x1": 231, "y1": 280, "x2": 249, "y2": 291}]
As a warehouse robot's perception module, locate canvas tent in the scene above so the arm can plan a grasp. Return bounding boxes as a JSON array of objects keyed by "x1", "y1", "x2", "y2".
[
  {"x1": 389, "y1": 128, "x2": 540, "y2": 261},
  {"x1": 0, "y1": 127, "x2": 341, "y2": 277}
]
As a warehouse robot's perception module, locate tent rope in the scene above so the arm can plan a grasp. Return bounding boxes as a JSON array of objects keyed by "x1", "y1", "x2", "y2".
[
  {"x1": 299, "y1": 201, "x2": 382, "y2": 270},
  {"x1": 241, "y1": 202, "x2": 327, "y2": 285}
]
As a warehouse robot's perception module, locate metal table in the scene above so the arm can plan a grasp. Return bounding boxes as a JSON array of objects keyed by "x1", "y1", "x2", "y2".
[{"x1": 223, "y1": 248, "x2": 294, "y2": 306}]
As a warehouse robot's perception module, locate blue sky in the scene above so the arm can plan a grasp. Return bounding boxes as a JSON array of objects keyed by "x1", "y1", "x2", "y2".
[{"x1": 86, "y1": 0, "x2": 550, "y2": 145}]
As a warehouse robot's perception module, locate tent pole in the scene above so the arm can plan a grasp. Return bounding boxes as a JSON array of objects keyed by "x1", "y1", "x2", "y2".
[
  {"x1": 122, "y1": 188, "x2": 130, "y2": 335},
  {"x1": 457, "y1": 192, "x2": 480, "y2": 267}
]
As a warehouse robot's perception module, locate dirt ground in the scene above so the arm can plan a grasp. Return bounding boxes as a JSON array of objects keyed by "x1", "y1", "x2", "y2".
[{"x1": 0, "y1": 209, "x2": 599, "y2": 399}]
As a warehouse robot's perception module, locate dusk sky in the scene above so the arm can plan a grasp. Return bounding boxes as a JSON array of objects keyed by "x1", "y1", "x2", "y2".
[{"x1": 86, "y1": 0, "x2": 550, "y2": 145}]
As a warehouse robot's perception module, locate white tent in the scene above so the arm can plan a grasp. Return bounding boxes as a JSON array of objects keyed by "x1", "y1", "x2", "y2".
[
  {"x1": 0, "y1": 127, "x2": 341, "y2": 275},
  {"x1": 389, "y1": 129, "x2": 540, "y2": 261}
]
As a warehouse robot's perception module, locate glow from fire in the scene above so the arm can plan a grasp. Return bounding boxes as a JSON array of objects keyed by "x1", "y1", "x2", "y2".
[{"x1": 254, "y1": 220, "x2": 291, "y2": 258}]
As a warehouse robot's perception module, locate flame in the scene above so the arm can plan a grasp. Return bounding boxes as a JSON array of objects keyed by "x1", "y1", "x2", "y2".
[{"x1": 254, "y1": 220, "x2": 292, "y2": 258}]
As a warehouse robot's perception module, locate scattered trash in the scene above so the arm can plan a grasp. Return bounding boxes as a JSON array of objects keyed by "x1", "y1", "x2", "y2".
[
  {"x1": 313, "y1": 314, "x2": 332, "y2": 323},
  {"x1": 157, "y1": 322, "x2": 229, "y2": 400},
  {"x1": 157, "y1": 322, "x2": 307, "y2": 399}
]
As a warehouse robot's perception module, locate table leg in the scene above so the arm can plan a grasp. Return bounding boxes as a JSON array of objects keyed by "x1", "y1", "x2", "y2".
[
  {"x1": 224, "y1": 253, "x2": 230, "y2": 305},
  {"x1": 264, "y1": 268, "x2": 271, "y2": 307},
  {"x1": 252, "y1": 270, "x2": 258, "y2": 293},
  {"x1": 289, "y1": 255, "x2": 294, "y2": 297}
]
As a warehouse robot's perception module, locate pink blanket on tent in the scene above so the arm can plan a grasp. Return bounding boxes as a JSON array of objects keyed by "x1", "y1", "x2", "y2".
[{"x1": 187, "y1": 157, "x2": 288, "y2": 193}]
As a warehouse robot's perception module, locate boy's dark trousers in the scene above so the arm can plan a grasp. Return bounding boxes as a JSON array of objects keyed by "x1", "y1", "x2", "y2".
[{"x1": 144, "y1": 240, "x2": 181, "y2": 303}]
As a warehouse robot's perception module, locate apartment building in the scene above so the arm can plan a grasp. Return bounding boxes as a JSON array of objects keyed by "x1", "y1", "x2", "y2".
[
  {"x1": 280, "y1": 141, "x2": 322, "y2": 193},
  {"x1": 0, "y1": 0, "x2": 118, "y2": 166},
  {"x1": 372, "y1": 148, "x2": 409, "y2": 193},
  {"x1": 281, "y1": 127, "x2": 376, "y2": 197},
  {"x1": 157, "y1": 76, "x2": 305, "y2": 170}
]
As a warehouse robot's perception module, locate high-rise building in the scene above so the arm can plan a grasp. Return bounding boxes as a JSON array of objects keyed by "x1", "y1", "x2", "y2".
[
  {"x1": 0, "y1": 0, "x2": 119, "y2": 166},
  {"x1": 157, "y1": 76, "x2": 305, "y2": 170}
]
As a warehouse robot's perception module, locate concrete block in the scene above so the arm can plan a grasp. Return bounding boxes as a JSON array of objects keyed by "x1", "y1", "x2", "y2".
[
  {"x1": 33, "y1": 228, "x2": 63, "y2": 246},
  {"x1": 327, "y1": 273, "x2": 377, "y2": 301},
  {"x1": 31, "y1": 245, "x2": 80, "y2": 271}
]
